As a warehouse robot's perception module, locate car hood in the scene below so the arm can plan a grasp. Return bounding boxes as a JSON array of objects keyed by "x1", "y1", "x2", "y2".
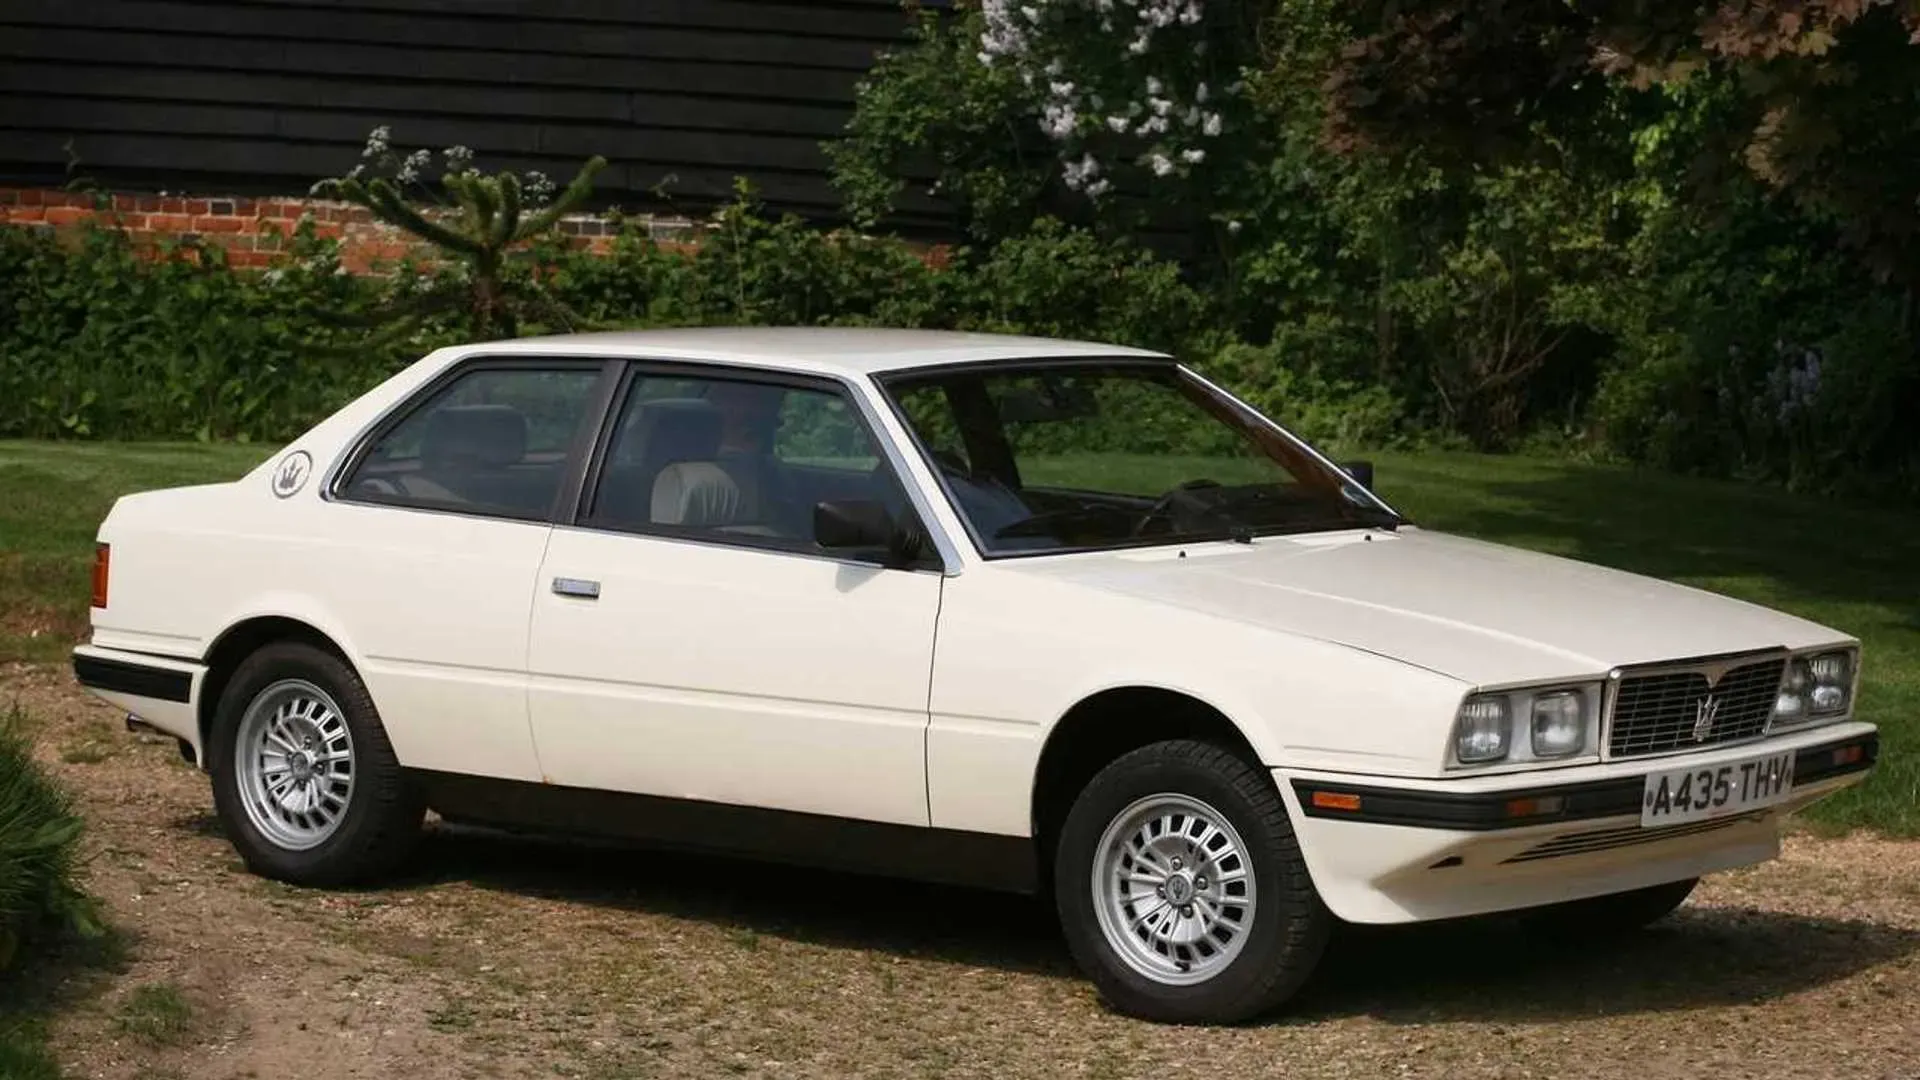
[{"x1": 1010, "y1": 527, "x2": 1847, "y2": 686}]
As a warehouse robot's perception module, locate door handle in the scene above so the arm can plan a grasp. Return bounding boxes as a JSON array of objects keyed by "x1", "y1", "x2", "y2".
[{"x1": 551, "y1": 577, "x2": 601, "y2": 599}]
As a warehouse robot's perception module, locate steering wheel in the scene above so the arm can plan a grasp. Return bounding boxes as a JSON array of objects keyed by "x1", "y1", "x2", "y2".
[{"x1": 1130, "y1": 478, "x2": 1221, "y2": 537}]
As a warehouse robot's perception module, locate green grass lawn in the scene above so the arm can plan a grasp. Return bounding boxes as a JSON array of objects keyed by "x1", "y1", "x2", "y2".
[
  {"x1": 0, "y1": 442, "x2": 271, "y2": 663},
  {"x1": 0, "y1": 440, "x2": 1912, "y2": 833}
]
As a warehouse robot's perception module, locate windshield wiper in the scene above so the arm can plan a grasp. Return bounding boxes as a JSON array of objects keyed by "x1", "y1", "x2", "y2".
[{"x1": 1347, "y1": 505, "x2": 1403, "y2": 531}]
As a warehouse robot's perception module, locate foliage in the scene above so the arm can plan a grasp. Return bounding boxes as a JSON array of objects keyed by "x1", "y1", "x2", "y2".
[
  {"x1": 312, "y1": 127, "x2": 606, "y2": 340},
  {"x1": 0, "y1": 222, "x2": 425, "y2": 442},
  {"x1": 0, "y1": 183, "x2": 1220, "y2": 441},
  {"x1": 1316, "y1": 0, "x2": 1920, "y2": 284},
  {"x1": 949, "y1": 217, "x2": 1214, "y2": 351},
  {"x1": 558, "y1": 180, "x2": 952, "y2": 329},
  {"x1": 0, "y1": 705, "x2": 101, "y2": 971},
  {"x1": 1195, "y1": 341, "x2": 1404, "y2": 451},
  {"x1": 552, "y1": 183, "x2": 1215, "y2": 354},
  {"x1": 827, "y1": 0, "x2": 1920, "y2": 493},
  {"x1": 829, "y1": 10, "x2": 1052, "y2": 240}
]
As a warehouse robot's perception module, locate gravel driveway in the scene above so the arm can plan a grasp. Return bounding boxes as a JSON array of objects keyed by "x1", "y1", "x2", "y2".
[{"x1": 10, "y1": 662, "x2": 1918, "y2": 1080}]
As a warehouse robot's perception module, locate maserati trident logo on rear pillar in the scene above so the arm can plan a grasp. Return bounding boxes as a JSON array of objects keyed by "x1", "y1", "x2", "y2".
[
  {"x1": 271, "y1": 450, "x2": 313, "y2": 498},
  {"x1": 1692, "y1": 694, "x2": 1722, "y2": 743}
]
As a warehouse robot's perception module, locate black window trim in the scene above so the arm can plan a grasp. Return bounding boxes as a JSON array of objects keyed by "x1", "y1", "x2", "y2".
[
  {"x1": 873, "y1": 355, "x2": 1240, "y2": 561},
  {"x1": 324, "y1": 354, "x2": 623, "y2": 525},
  {"x1": 564, "y1": 357, "x2": 957, "y2": 575}
]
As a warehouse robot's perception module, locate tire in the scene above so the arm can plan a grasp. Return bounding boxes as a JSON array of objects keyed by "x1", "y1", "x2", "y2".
[
  {"x1": 1523, "y1": 877, "x2": 1698, "y2": 938},
  {"x1": 1053, "y1": 739, "x2": 1331, "y2": 1024},
  {"x1": 209, "y1": 642, "x2": 423, "y2": 886}
]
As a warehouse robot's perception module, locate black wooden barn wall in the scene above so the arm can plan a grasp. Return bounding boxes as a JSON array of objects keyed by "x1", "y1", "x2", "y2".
[{"x1": 0, "y1": 0, "x2": 948, "y2": 229}]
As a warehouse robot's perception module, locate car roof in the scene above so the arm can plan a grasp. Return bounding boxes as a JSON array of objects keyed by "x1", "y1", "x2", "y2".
[{"x1": 446, "y1": 327, "x2": 1172, "y2": 377}]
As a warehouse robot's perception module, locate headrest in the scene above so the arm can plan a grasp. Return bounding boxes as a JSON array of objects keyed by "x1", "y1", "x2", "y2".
[
  {"x1": 624, "y1": 399, "x2": 722, "y2": 468},
  {"x1": 421, "y1": 404, "x2": 527, "y2": 470}
]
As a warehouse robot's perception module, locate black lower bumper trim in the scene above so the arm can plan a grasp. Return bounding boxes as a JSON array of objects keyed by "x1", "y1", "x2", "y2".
[
  {"x1": 1293, "y1": 730, "x2": 1878, "y2": 831},
  {"x1": 72, "y1": 652, "x2": 192, "y2": 703},
  {"x1": 1793, "y1": 731, "x2": 1878, "y2": 785}
]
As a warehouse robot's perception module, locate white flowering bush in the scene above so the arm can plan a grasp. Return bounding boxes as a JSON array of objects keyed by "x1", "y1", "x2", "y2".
[
  {"x1": 831, "y1": 2, "x2": 1272, "y2": 242},
  {"x1": 975, "y1": 0, "x2": 1257, "y2": 204}
]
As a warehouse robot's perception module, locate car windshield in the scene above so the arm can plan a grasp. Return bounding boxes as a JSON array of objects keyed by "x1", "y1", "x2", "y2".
[{"x1": 879, "y1": 360, "x2": 1402, "y2": 556}]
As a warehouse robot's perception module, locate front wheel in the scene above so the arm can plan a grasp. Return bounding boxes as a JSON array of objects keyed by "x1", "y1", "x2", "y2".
[{"x1": 1053, "y1": 740, "x2": 1331, "y2": 1024}]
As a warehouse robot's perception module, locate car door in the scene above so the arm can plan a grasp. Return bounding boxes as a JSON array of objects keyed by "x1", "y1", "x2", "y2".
[
  {"x1": 525, "y1": 365, "x2": 945, "y2": 826},
  {"x1": 320, "y1": 358, "x2": 615, "y2": 782}
]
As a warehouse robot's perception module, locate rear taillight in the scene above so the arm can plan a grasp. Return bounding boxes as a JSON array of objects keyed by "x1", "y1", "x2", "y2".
[{"x1": 91, "y1": 543, "x2": 109, "y2": 609}]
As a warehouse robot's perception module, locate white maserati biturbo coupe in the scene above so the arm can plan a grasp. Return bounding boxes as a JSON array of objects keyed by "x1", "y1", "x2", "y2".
[{"x1": 73, "y1": 328, "x2": 1877, "y2": 1023}]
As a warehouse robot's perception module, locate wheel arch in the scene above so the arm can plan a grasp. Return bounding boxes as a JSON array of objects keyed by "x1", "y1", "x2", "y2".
[
  {"x1": 1030, "y1": 685, "x2": 1268, "y2": 861},
  {"x1": 196, "y1": 615, "x2": 356, "y2": 768}
]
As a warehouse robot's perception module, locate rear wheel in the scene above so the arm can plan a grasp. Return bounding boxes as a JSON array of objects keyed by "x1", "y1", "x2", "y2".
[
  {"x1": 210, "y1": 642, "x2": 423, "y2": 886},
  {"x1": 1053, "y1": 739, "x2": 1330, "y2": 1024},
  {"x1": 1524, "y1": 877, "x2": 1699, "y2": 937}
]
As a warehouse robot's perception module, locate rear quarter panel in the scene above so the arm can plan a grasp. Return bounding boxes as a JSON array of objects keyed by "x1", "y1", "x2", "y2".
[{"x1": 87, "y1": 346, "x2": 553, "y2": 781}]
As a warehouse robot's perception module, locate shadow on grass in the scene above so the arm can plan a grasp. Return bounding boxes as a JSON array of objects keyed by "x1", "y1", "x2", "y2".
[
  {"x1": 389, "y1": 824, "x2": 1918, "y2": 1025},
  {"x1": 1378, "y1": 455, "x2": 1920, "y2": 632},
  {"x1": 0, "y1": 927, "x2": 132, "y2": 1079}
]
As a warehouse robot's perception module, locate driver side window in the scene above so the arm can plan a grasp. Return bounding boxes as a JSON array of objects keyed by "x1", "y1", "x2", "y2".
[{"x1": 583, "y1": 371, "x2": 915, "y2": 559}]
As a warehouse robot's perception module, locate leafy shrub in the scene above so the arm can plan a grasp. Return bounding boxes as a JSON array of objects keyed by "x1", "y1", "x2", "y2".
[
  {"x1": 0, "y1": 186, "x2": 1245, "y2": 442},
  {"x1": 945, "y1": 217, "x2": 1215, "y2": 353},
  {"x1": 1196, "y1": 340, "x2": 1405, "y2": 452},
  {"x1": 0, "y1": 706, "x2": 100, "y2": 971},
  {"x1": 1583, "y1": 184, "x2": 1920, "y2": 499},
  {"x1": 0, "y1": 222, "x2": 420, "y2": 442},
  {"x1": 829, "y1": 9, "x2": 1050, "y2": 241}
]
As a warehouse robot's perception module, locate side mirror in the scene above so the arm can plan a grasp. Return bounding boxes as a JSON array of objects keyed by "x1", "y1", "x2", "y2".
[
  {"x1": 1340, "y1": 459, "x2": 1374, "y2": 491},
  {"x1": 814, "y1": 499, "x2": 927, "y2": 567}
]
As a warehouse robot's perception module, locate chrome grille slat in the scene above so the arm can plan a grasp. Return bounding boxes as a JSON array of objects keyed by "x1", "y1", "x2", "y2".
[{"x1": 1606, "y1": 656, "x2": 1784, "y2": 758}]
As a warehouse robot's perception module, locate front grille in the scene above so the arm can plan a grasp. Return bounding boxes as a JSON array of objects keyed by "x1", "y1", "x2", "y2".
[
  {"x1": 1607, "y1": 655, "x2": 1784, "y2": 758},
  {"x1": 1501, "y1": 813, "x2": 1760, "y2": 864}
]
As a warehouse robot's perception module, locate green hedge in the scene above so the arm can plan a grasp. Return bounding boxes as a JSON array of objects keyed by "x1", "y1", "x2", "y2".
[{"x1": 0, "y1": 200, "x2": 1397, "y2": 453}]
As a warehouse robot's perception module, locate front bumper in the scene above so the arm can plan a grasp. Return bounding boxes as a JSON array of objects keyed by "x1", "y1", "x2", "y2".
[
  {"x1": 1276, "y1": 723, "x2": 1878, "y2": 924},
  {"x1": 71, "y1": 644, "x2": 208, "y2": 765}
]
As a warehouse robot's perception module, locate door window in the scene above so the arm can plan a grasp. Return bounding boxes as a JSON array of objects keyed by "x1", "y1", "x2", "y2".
[
  {"x1": 341, "y1": 365, "x2": 604, "y2": 519},
  {"x1": 585, "y1": 373, "x2": 910, "y2": 552}
]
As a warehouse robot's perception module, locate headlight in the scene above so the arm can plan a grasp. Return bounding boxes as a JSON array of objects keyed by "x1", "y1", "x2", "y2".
[
  {"x1": 1773, "y1": 649, "x2": 1855, "y2": 723},
  {"x1": 1530, "y1": 691, "x2": 1586, "y2": 757},
  {"x1": 1453, "y1": 695, "x2": 1511, "y2": 763},
  {"x1": 1450, "y1": 683, "x2": 1600, "y2": 767}
]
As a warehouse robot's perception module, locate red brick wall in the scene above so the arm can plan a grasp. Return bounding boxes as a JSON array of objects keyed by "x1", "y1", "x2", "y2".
[{"x1": 0, "y1": 186, "x2": 637, "y2": 273}]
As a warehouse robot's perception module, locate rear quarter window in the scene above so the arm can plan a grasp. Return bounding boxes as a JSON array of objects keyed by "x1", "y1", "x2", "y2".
[{"x1": 342, "y1": 365, "x2": 603, "y2": 519}]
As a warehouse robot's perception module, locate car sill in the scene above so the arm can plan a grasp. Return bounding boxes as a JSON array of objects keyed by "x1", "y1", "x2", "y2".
[{"x1": 411, "y1": 770, "x2": 1039, "y2": 894}]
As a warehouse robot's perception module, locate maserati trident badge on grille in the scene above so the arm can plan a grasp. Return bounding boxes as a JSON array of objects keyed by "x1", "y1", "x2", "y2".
[{"x1": 1692, "y1": 694, "x2": 1721, "y2": 743}]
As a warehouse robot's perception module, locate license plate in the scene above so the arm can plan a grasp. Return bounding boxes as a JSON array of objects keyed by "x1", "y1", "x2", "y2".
[{"x1": 1641, "y1": 750, "x2": 1796, "y2": 827}]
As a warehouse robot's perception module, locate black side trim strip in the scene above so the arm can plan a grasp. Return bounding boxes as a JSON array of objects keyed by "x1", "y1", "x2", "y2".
[
  {"x1": 412, "y1": 770, "x2": 1038, "y2": 895},
  {"x1": 72, "y1": 652, "x2": 192, "y2": 703},
  {"x1": 1294, "y1": 730, "x2": 1878, "y2": 831},
  {"x1": 1793, "y1": 732, "x2": 1879, "y2": 786}
]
